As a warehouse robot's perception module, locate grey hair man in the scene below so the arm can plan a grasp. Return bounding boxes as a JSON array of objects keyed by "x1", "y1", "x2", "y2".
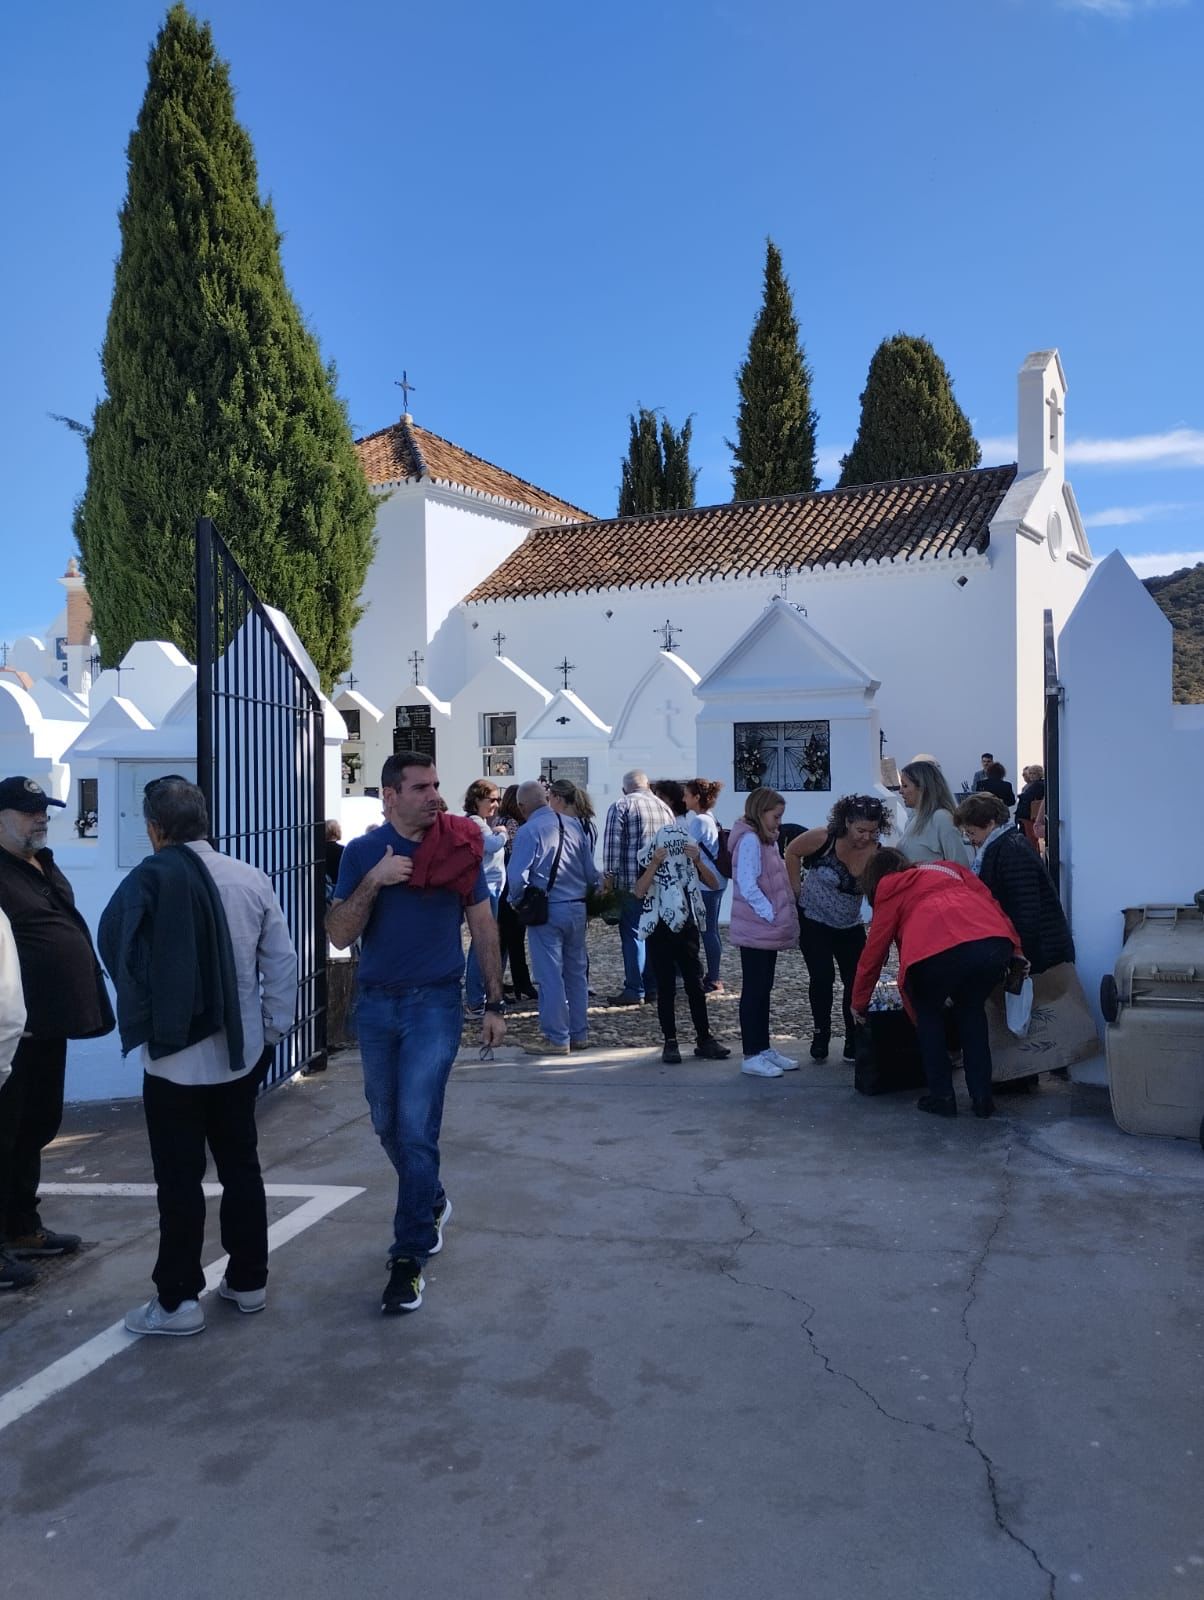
[
  {"x1": 99, "y1": 777, "x2": 297, "y2": 1337},
  {"x1": 0, "y1": 775, "x2": 115, "y2": 1293},
  {"x1": 602, "y1": 771, "x2": 672, "y2": 1006}
]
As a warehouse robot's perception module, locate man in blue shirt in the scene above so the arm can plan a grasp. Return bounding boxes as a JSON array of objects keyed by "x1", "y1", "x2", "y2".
[{"x1": 328, "y1": 752, "x2": 505, "y2": 1315}]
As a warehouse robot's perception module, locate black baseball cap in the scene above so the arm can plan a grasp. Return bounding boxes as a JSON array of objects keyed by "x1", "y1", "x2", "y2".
[{"x1": 0, "y1": 776, "x2": 67, "y2": 813}]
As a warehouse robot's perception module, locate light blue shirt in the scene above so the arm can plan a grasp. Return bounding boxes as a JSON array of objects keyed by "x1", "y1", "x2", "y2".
[{"x1": 507, "y1": 805, "x2": 599, "y2": 903}]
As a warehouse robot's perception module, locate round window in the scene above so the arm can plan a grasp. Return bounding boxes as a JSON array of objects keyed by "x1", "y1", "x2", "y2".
[{"x1": 1047, "y1": 511, "x2": 1063, "y2": 560}]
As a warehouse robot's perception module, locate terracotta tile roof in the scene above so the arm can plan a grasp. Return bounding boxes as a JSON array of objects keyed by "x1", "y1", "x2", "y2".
[
  {"x1": 354, "y1": 417, "x2": 590, "y2": 522},
  {"x1": 464, "y1": 465, "x2": 1018, "y2": 602}
]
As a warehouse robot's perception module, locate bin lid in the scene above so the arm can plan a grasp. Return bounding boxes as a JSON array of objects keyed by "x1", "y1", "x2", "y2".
[{"x1": 1116, "y1": 905, "x2": 1204, "y2": 1005}]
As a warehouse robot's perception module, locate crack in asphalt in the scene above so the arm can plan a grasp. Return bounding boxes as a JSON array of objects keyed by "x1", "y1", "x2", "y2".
[{"x1": 957, "y1": 1134, "x2": 1058, "y2": 1599}]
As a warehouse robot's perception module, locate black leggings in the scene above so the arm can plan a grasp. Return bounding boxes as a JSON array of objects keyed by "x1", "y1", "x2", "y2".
[
  {"x1": 797, "y1": 915, "x2": 866, "y2": 1042},
  {"x1": 738, "y1": 947, "x2": 778, "y2": 1056},
  {"x1": 646, "y1": 922, "x2": 711, "y2": 1042},
  {"x1": 905, "y1": 938, "x2": 1013, "y2": 1101},
  {"x1": 498, "y1": 890, "x2": 532, "y2": 994}
]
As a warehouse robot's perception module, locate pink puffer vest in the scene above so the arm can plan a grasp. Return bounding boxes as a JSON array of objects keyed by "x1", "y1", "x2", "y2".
[{"x1": 728, "y1": 818, "x2": 798, "y2": 950}]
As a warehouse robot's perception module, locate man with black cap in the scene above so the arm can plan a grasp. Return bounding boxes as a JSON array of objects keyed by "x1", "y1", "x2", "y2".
[{"x1": 0, "y1": 775, "x2": 114, "y2": 1290}]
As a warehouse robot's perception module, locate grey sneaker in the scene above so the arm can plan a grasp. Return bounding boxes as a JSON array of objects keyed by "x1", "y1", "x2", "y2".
[
  {"x1": 428, "y1": 1197, "x2": 453, "y2": 1257},
  {"x1": 0, "y1": 1251, "x2": 37, "y2": 1290},
  {"x1": 218, "y1": 1278, "x2": 266, "y2": 1314},
  {"x1": 124, "y1": 1296, "x2": 205, "y2": 1337}
]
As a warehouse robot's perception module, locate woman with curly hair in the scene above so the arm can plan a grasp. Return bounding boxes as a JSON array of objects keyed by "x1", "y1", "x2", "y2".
[{"x1": 784, "y1": 794, "x2": 892, "y2": 1061}]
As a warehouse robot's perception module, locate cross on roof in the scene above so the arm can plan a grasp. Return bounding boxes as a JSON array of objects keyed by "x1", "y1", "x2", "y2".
[
  {"x1": 114, "y1": 662, "x2": 135, "y2": 696},
  {"x1": 409, "y1": 650, "x2": 424, "y2": 686},
  {"x1": 492, "y1": 630, "x2": 506, "y2": 657},
  {"x1": 395, "y1": 370, "x2": 417, "y2": 413},
  {"x1": 338, "y1": 671, "x2": 358, "y2": 693},
  {"x1": 774, "y1": 563, "x2": 791, "y2": 599},
  {"x1": 654, "y1": 619, "x2": 683, "y2": 652},
  {"x1": 556, "y1": 657, "x2": 575, "y2": 689},
  {"x1": 0, "y1": 642, "x2": 8, "y2": 667}
]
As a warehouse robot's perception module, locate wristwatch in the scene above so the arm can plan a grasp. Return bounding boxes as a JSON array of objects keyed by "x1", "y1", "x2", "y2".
[{"x1": 483, "y1": 999, "x2": 507, "y2": 1016}]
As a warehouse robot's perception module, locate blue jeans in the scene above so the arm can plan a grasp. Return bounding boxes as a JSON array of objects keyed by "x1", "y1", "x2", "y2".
[
  {"x1": 700, "y1": 887, "x2": 724, "y2": 985},
  {"x1": 356, "y1": 981, "x2": 463, "y2": 1262},
  {"x1": 527, "y1": 901, "x2": 590, "y2": 1045},
  {"x1": 618, "y1": 891, "x2": 656, "y2": 999},
  {"x1": 464, "y1": 883, "x2": 501, "y2": 1008}
]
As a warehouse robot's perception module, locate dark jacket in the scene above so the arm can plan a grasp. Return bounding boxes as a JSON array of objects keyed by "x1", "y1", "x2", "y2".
[
  {"x1": 0, "y1": 847, "x2": 114, "y2": 1040},
  {"x1": 977, "y1": 827, "x2": 1073, "y2": 974},
  {"x1": 98, "y1": 843, "x2": 244, "y2": 1068},
  {"x1": 1015, "y1": 779, "x2": 1045, "y2": 824},
  {"x1": 980, "y1": 776, "x2": 1016, "y2": 808}
]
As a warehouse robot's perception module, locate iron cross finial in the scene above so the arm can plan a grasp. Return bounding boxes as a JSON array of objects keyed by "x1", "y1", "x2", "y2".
[
  {"x1": 655, "y1": 619, "x2": 682, "y2": 652},
  {"x1": 338, "y1": 671, "x2": 358, "y2": 693},
  {"x1": 556, "y1": 657, "x2": 575, "y2": 690},
  {"x1": 395, "y1": 370, "x2": 417, "y2": 413},
  {"x1": 409, "y1": 650, "x2": 424, "y2": 686},
  {"x1": 492, "y1": 631, "x2": 506, "y2": 657}
]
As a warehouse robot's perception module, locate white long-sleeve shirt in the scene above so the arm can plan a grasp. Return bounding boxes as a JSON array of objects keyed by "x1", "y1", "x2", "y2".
[
  {"x1": 734, "y1": 833, "x2": 775, "y2": 922},
  {"x1": 0, "y1": 906, "x2": 26, "y2": 1079}
]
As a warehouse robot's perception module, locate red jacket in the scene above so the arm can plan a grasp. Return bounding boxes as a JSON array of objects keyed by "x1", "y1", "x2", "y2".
[
  {"x1": 851, "y1": 861, "x2": 1022, "y2": 1017},
  {"x1": 409, "y1": 812, "x2": 485, "y2": 900}
]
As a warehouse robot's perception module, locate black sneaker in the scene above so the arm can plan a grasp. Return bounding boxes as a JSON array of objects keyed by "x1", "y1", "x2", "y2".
[
  {"x1": 9, "y1": 1228, "x2": 81, "y2": 1258},
  {"x1": 916, "y1": 1094, "x2": 958, "y2": 1118},
  {"x1": 0, "y1": 1251, "x2": 37, "y2": 1290},
  {"x1": 694, "y1": 1037, "x2": 731, "y2": 1060},
  {"x1": 662, "y1": 1040, "x2": 682, "y2": 1064},
  {"x1": 382, "y1": 1257, "x2": 424, "y2": 1315},
  {"x1": 607, "y1": 992, "x2": 642, "y2": 1007},
  {"x1": 428, "y1": 1197, "x2": 453, "y2": 1257},
  {"x1": 842, "y1": 1036, "x2": 857, "y2": 1062},
  {"x1": 809, "y1": 1035, "x2": 830, "y2": 1062}
]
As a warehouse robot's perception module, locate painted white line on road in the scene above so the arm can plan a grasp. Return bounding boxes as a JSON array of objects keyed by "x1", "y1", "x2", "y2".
[{"x1": 0, "y1": 1183, "x2": 364, "y2": 1437}]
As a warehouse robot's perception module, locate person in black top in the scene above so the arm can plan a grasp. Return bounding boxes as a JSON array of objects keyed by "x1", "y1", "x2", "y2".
[
  {"x1": 325, "y1": 820, "x2": 345, "y2": 887},
  {"x1": 0, "y1": 776, "x2": 114, "y2": 1290},
  {"x1": 954, "y1": 793, "x2": 1073, "y2": 973},
  {"x1": 979, "y1": 762, "x2": 1016, "y2": 809},
  {"x1": 972, "y1": 753, "x2": 995, "y2": 792}
]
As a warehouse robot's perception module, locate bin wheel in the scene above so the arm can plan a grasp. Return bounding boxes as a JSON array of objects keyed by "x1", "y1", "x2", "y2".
[{"x1": 1099, "y1": 974, "x2": 1120, "y2": 1025}]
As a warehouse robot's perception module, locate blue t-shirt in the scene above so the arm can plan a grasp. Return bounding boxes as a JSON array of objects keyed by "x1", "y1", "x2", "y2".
[{"x1": 334, "y1": 823, "x2": 488, "y2": 990}]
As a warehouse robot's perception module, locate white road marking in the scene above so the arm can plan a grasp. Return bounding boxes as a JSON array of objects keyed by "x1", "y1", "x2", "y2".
[{"x1": 0, "y1": 1183, "x2": 364, "y2": 1436}]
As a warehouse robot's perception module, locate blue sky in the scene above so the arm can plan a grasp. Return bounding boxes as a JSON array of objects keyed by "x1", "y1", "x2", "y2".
[{"x1": 1, "y1": 0, "x2": 1201, "y2": 644}]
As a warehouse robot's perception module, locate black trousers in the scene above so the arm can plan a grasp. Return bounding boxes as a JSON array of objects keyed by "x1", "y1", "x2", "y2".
[
  {"x1": 905, "y1": 938, "x2": 1013, "y2": 1102},
  {"x1": 646, "y1": 921, "x2": 711, "y2": 1043},
  {"x1": 498, "y1": 890, "x2": 533, "y2": 994},
  {"x1": 0, "y1": 1036, "x2": 68, "y2": 1242},
  {"x1": 797, "y1": 915, "x2": 866, "y2": 1042},
  {"x1": 142, "y1": 1069, "x2": 268, "y2": 1309},
  {"x1": 738, "y1": 947, "x2": 779, "y2": 1056}
]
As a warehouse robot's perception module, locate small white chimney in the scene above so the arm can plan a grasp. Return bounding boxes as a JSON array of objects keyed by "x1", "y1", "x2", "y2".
[{"x1": 1017, "y1": 349, "x2": 1067, "y2": 478}]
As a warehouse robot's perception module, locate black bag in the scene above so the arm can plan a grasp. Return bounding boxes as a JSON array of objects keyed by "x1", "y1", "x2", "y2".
[
  {"x1": 701, "y1": 827, "x2": 733, "y2": 881},
  {"x1": 853, "y1": 1010, "x2": 928, "y2": 1097},
  {"x1": 511, "y1": 819, "x2": 564, "y2": 928}
]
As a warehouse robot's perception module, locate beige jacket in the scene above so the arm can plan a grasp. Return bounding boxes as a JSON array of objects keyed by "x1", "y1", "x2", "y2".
[{"x1": 0, "y1": 906, "x2": 25, "y2": 1079}]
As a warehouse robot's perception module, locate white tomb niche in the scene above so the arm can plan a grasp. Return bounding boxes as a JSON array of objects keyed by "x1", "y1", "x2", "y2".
[
  {"x1": 334, "y1": 688, "x2": 384, "y2": 796},
  {"x1": 442, "y1": 654, "x2": 554, "y2": 805},
  {"x1": 693, "y1": 596, "x2": 887, "y2": 829},
  {"x1": 609, "y1": 650, "x2": 701, "y2": 786},
  {"x1": 514, "y1": 689, "x2": 612, "y2": 796}
]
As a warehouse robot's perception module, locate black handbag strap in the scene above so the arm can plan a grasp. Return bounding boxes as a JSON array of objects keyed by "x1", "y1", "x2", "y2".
[{"x1": 542, "y1": 817, "x2": 565, "y2": 895}]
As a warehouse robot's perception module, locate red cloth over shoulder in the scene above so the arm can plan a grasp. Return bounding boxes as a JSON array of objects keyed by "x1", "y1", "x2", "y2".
[{"x1": 409, "y1": 813, "x2": 485, "y2": 899}]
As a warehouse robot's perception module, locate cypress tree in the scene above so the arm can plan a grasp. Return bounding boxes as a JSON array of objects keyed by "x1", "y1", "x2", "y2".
[
  {"x1": 617, "y1": 409, "x2": 697, "y2": 515},
  {"x1": 660, "y1": 414, "x2": 698, "y2": 511},
  {"x1": 838, "y1": 334, "x2": 981, "y2": 487},
  {"x1": 74, "y1": 4, "x2": 375, "y2": 688},
  {"x1": 727, "y1": 239, "x2": 818, "y2": 500}
]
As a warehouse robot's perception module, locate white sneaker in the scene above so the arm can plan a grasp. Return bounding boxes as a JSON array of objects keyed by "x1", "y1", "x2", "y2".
[
  {"x1": 428, "y1": 1196, "x2": 453, "y2": 1257},
  {"x1": 741, "y1": 1052, "x2": 784, "y2": 1078},
  {"x1": 766, "y1": 1048, "x2": 799, "y2": 1071},
  {"x1": 124, "y1": 1296, "x2": 205, "y2": 1336},
  {"x1": 218, "y1": 1277, "x2": 266, "y2": 1314}
]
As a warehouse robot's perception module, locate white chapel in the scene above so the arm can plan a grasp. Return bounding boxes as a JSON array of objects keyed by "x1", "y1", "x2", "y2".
[{"x1": 341, "y1": 349, "x2": 1093, "y2": 827}]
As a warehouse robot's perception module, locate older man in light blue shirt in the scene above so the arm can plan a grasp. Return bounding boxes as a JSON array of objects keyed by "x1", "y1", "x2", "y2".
[{"x1": 507, "y1": 781, "x2": 599, "y2": 1053}]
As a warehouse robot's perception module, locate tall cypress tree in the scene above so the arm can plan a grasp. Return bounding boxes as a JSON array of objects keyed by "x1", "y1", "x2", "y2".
[
  {"x1": 74, "y1": 4, "x2": 375, "y2": 688},
  {"x1": 617, "y1": 409, "x2": 697, "y2": 515},
  {"x1": 838, "y1": 334, "x2": 981, "y2": 487},
  {"x1": 727, "y1": 239, "x2": 818, "y2": 500}
]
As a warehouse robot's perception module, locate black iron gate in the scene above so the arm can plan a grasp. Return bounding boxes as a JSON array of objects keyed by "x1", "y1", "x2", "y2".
[
  {"x1": 1042, "y1": 608, "x2": 1064, "y2": 919},
  {"x1": 195, "y1": 518, "x2": 327, "y2": 1085}
]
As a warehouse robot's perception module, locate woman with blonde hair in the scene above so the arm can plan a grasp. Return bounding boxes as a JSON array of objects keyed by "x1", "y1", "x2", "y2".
[
  {"x1": 728, "y1": 788, "x2": 798, "y2": 1078},
  {"x1": 547, "y1": 778, "x2": 597, "y2": 848},
  {"x1": 897, "y1": 759, "x2": 970, "y2": 866}
]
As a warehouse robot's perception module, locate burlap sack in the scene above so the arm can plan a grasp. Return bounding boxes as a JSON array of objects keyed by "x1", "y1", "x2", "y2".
[{"x1": 986, "y1": 962, "x2": 1100, "y2": 1081}]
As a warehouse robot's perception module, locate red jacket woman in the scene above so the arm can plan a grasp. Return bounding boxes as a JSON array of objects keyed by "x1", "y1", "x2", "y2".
[{"x1": 852, "y1": 851, "x2": 1023, "y2": 1120}]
